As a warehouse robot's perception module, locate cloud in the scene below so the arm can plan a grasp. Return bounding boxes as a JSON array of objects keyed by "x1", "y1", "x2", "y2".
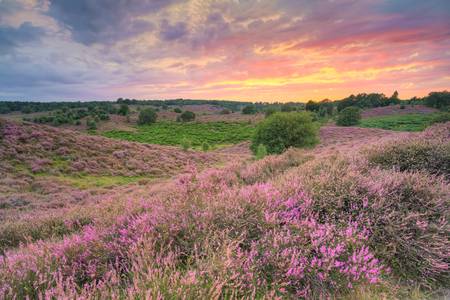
[
  {"x1": 159, "y1": 19, "x2": 188, "y2": 41},
  {"x1": 0, "y1": 22, "x2": 45, "y2": 54},
  {"x1": 47, "y1": 0, "x2": 180, "y2": 45}
]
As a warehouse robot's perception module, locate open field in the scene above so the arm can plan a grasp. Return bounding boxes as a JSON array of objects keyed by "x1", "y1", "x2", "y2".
[
  {"x1": 359, "y1": 112, "x2": 444, "y2": 131},
  {"x1": 102, "y1": 121, "x2": 256, "y2": 149}
]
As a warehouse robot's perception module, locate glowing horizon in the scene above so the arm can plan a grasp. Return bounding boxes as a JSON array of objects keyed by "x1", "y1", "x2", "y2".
[{"x1": 0, "y1": 0, "x2": 449, "y2": 102}]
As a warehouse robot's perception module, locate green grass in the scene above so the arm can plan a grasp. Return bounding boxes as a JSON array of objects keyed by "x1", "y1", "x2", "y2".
[
  {"x1": 102, "y1": 121, "x2": 256, "y2": 149},
  {"x1": 48, "y1": 174, "x2": 151, "y2": 189},
  {"x1": 359, "y1": 113, "x2": 438, "y2": 131}
]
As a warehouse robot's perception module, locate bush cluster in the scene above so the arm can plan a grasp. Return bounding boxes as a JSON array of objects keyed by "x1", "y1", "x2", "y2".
[{"x1": 336, "y1": 106, "x2": 361, "y2": 126}]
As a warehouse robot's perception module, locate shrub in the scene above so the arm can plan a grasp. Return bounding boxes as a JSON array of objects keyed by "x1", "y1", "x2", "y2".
[
  {"x1": 242, "y1": 105, "x2": 257, "y2": 115},
  {"x1": 366, "y1": 137, "x2": 450, "y2": 178},
  {"x1": 174, "y1": 108, "x2": 182, "y2": 113},
  {"x1": 181, "y1": 138, "x2": 191, "y2": 151},
  {"x1": 336, "y1": 106, "x2": 361, "y2": 126},
  {"x1": 425, "y1": 91, "x2": 450, "y2": 109},
  {"x1": 86, "y1": 119, "x2": 97, "y2": 130},
  {"x1": 399, "y1": 104, "x2": 406, "y2": 109},
  {"x1": 254, "y1": 144, "x2": 267, "y2": 160},
  {"x1": 219, "y1": 109, "x2": 230, "y2": 115},
  {"x1": 251, "y1": 112, "x2": 318, "y2": 154},
  {"x1": 177, "y1": 111, "x2": 196, "y2": 122},
  {"x1": 118, "y1": 104, "x2": 129, "y2": 116},
  {"x1": 137, "y1": 108, "x2": 157, "y2": 125},
  {"x1": 201, "y1": 142, "x2": 210, "y2": 152},
  {"x1": 264, "y1": 107, "x2": 278, "y2": 118}
]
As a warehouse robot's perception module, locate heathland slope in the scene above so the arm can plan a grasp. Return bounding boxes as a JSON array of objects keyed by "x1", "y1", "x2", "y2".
[{"x1": 0, "y1": 118, "x2": 448, "y2": 298}]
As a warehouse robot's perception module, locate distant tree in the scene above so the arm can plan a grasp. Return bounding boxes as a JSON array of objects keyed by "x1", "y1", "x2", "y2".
[
  {"x1": 265, "y1": 107, "x2": 278, "y2": 118},
  {"x1": 251, "y1": 112, "x2": 318, "y2": 154},
  {"x1": 336, "y1": 106, "x2": 361, "y2": 126},
  {"x1": 242, "y1": 105, "x2": 257, "y2": 115},
  {"x1": 118, "y1": 104, "x2": 129, "y2": 116},
  {"x1": 86, "y1": 119, "x2": 97, "y2": 130},
  {"x1": 174, "y1": 108, "x2": 182, "y2": 113},
  {"x1": 138, "y1": 108, "x2": 157, "y2": 125},
  {"x1": 281, "y1": 104, "x2": 295, "y2": 112},
  {"x1": 178, "y1": 111, "x2": 196, "y2": 122},
  {"x1": 425, "y1": 91, "x2": 450, "y2": 109},
  {"x1": 305, "y1": 100, "x2": 319, "y2": 112}
]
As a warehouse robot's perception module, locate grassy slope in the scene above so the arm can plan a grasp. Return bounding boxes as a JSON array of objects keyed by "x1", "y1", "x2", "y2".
[
  {"x1": 102, "y1": 121, "x2": 255, "y2": 149},
  {"x1": 359, "y1": 113, "x2": 438, "y2": 131}
]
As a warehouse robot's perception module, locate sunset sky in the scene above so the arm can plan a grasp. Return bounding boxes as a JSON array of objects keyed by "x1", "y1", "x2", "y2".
[{"x1": 1, "y1": 0, "x2": 449, "y2": 102}]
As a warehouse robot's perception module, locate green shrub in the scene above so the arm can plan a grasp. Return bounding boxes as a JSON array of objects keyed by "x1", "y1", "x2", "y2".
[
  {"x1": 251, "y1": 112, "x2": 318, "y2": 154},
  {"x1": 177, "y1": 111, "x2": 196, "y2": 122},
  {"x1": 254, "y1": 144, "x2": 267, "y2": 160},
  {"x1": 174, "y1": 108, "x2": 182, "y2": 113},
  {"x1": 242, "y1": 105, "x2": 257, "y2": 115},
  {"x1": 430, "y1": 112, "x2": 450, "y2": 125},
  {"x1": 138, "y1": 108, "x2": 157, "y2": 125},
  {"x1": 264, "y1": 107, "x2": 278, "y2": 118},
  {"x1": 336, "y1": 106, "x2": 361, "y2": 126},
  {"x1": 181, "y1": 138, "x2": 191, "y2": 151},
  {"x1": 118, "y1": 104, "x2": 129, "y2": 116},
  {"x1": 400, "y1": 104, "x2": 406, "y2": 109},
  {"x1": 202, "y1": 142, "x2": 210, "y2": 152},
  {"x1": 86, "y1": 119, "x2": 97, "y2": 130}
]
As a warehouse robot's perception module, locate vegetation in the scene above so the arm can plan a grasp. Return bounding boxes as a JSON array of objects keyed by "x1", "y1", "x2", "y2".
[
  {"x1": 117, "y1": 103, "x2": 129, "y2": 116},
  {"x1": 173, "y1": 107, "x2": 182, "y2": 113},
  {"x1": 424, "y1": 91, "x2": 450, "y2": 109},
  {"x1": 1, "y1": 123, "x2": 449, "y2": 298},
  {"x1": 137, "y1": 108, "x2": 157, "y2": 125},
  {"x1": 336, "y1": 106, "x2": 361, "y2": 126},
  {"x1": 177, "y1": 110, "x2": 196, "y2": 122},
  {"x1": 360, "y1": 113, "x2": 445, "y2": 131},
  {"x1": 251, "y1": 112, "x2": 318, "y2": 154},
  {"x1": 242, "y1": 104, "x2": 257, "y2": 114},
  {"x1": 103, "y1": 121, "x2": 255, "y2": 149}
]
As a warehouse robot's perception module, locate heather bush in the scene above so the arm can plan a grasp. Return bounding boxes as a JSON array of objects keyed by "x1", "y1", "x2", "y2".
[
  {"x1": 276, "y1": 157, "x2": 450, "y2": 285},
  {"x1": 251, "y1": 112, "x2": 318, "y2": 154},
  {"x1": 336, "y1": 106, "x2": 361, "y2": 126},
  {"x1": 366, "y1": 129, "x2": 450, "y2": 178}
]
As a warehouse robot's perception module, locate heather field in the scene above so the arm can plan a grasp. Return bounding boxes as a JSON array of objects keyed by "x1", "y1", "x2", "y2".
[{"x1": 0, "y1": 113, "x2": 449, "y2": 299}]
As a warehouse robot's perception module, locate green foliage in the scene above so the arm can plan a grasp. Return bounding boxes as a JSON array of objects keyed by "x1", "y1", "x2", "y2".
[
  {"x1": 425, "y1": 91, "x2": 450, "y2": 109},
  {"x1": 264, "y1": 107, "x2": 278, "y2": 118},
  {"x1": 431, "y1": 112, "x2": 450, "y2": 124},
  {"x1": 177, "y1": 111, "x2": 196, "y2": 122},
  {"x1": 254, "y1": 144, "x2": 267, "y2": 160},
  {"x1": 181, "y1": 138, "x2": 191, "y2": 151},
  {"x1": 251, "y1": 112, "x2": 318, "y2": 154},
  {"x1": 336, "y1": 106, "x2": 361, "y2": 126},
  {"x1": 201, "y1": 142, "x2": 210, "y2": 152},
  {"x1": 242, "y1": 105, "x2": 257, "y2": 115},
  {"x1": 103, "y1": 122, "x2": 255, "y2": 149},
  {"x1": 360, "y1": 113, "x2": 444, "y2": 132},
  {"x1": 174, "y1": 108, "x2": 182, "y2": 113},
  {"x1": 137, "y1": 108, "x2": 157, "y2": 125},
  {"x1": 86, "y1": 119, "x2": 97, "y2": 130},
  {"x1": 118, "y1": 104, "x2": 129, "y2": 116}
]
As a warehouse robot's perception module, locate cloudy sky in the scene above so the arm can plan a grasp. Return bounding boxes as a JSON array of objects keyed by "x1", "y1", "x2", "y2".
[{"x1": 1, "y1": 0, "x2": 449, "y2": 101}]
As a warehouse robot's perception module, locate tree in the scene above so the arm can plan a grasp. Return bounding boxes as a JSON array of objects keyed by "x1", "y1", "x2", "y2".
[
  {"x1": 86, "y1": 119, "x2": 97, "y2": 130},
  {"x1": 138, "y1": 108, "x2": 157, "y2": 125},
  {"x1": 251, "y1": 112, "x2": 318, "y2": 154},
  {"x1": 118, "y1": 104, "x2": 129, "y2": 116},
  {"x1": 425, "y1": 91, "x2": 450, "y2": 109},
  {"x1": 178, "y1": 111, "x2": 196, "y2": 122},
  {"x1": 336, "y1": 106, "x2": 361, "y2": 126},
  {"x1": 242, "y1": 105, "x2": 257, "y2": 115},
  {"x1": 174, "y1": 108, "x2": 182, "y2": 113}
]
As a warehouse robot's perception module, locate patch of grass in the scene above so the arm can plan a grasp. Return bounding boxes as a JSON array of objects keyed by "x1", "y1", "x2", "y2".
[
  {"x1": 102, "y1": 121, "x2": 255, "y2": 149},
  {"x1": 46, "y1": 174, "x2": 151, "y2": 189},
  {"x1": 359, "y1": 113, "x2": 438, "y2": 131}
]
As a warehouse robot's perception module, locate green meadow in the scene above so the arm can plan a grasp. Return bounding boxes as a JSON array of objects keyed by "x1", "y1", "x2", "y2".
[{"x1": 102, "y1": 121, "x2": 255, "y2": 149}]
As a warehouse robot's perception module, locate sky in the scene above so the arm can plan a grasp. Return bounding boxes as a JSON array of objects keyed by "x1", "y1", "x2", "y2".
[{"x1": 0, "y1": 0, "x2": 449, "y2": 102}]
